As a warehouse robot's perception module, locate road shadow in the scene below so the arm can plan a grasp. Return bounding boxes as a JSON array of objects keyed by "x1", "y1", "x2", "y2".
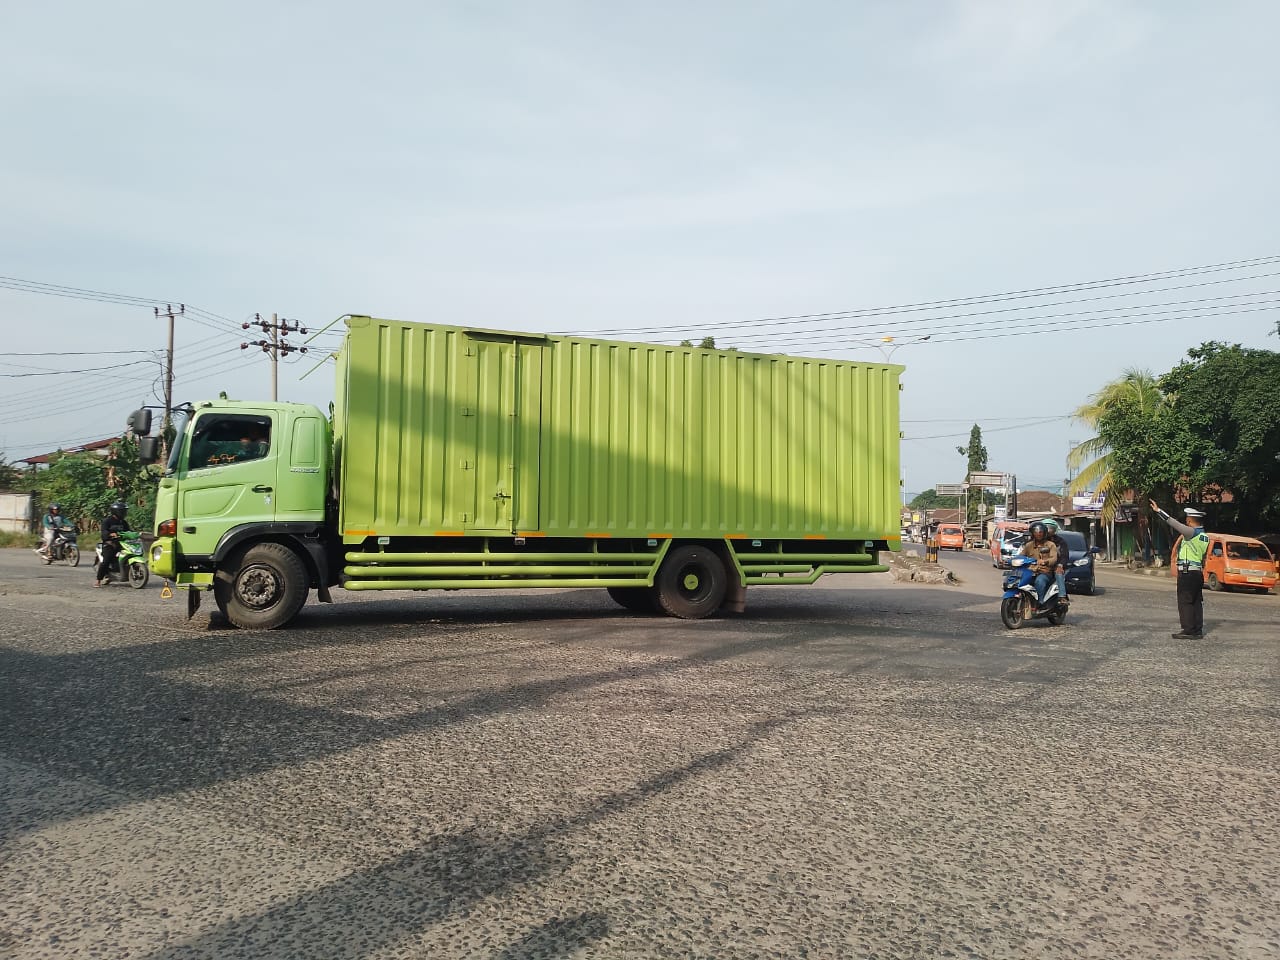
[{"x1": 136, "y1": 712, "x2": 809, "y2": 960}]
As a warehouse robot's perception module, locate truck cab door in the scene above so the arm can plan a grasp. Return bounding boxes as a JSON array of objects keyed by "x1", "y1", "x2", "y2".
[{"x1": 174, "y1": 411, "x2": 278, "y2": 558}]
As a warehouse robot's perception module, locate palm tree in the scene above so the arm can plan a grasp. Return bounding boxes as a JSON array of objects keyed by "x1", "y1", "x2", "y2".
[{"x1": 1067, "y1": 369, "x2": 1164, "y2": 523}]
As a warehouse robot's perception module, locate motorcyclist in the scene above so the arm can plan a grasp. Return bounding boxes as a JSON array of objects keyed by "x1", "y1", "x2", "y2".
[
  {"x1": 1039, "y1": 518, "x2": 1071, "y2": 608},
  {"x1": 38, "y1": 503, "x2": 73, "y2": 558},
  {"x1": 1019, "y1": 520, "x2": 1059, "y2": 605},
  {"x1": 95, "y1": 501, "x2": 130, "y2": 587}
]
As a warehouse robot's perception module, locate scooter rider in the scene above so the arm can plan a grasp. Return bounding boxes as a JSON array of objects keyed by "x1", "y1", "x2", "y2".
[
  {"x1": 1019, "y1": 520, "x2": 1059, "y2": 605},
  {"x1": 95, "y1": 501, "x2": 130, "y2": 587},
  {"x1": 1039, "y1": 518, "x2": 1071, "y2": 607},
  {"x1": 38, "y1": 503, "x2": 72, "y2": 557}
]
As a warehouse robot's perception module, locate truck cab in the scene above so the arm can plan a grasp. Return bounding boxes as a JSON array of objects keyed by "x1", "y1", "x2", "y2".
[{"x1": 146, "y1": 399, "x2": 333, "y2": 624}]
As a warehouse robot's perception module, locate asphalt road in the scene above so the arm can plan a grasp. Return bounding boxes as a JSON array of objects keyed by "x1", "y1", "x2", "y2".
[{"x1": 1, "y1": 545, "x2": 1277, "y2": 959}]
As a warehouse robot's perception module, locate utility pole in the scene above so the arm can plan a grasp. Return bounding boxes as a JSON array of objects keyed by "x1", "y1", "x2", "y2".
[
  {"x1": 155, "y1": 303, "x2": 184, "y2": 455},
  {"x1": 242, "y1": 314, "x2": 308, "y2": 401}
]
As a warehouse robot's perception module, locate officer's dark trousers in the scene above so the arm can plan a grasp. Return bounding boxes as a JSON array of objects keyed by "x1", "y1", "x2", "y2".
[{"x1": 1176, "y1": 570, "x2": 1204, "y2": 635}]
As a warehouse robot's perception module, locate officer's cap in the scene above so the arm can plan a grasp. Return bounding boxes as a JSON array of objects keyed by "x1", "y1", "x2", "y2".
[{"x1": 1183, "y1": 507, "x2": 1205, "y2": 518}]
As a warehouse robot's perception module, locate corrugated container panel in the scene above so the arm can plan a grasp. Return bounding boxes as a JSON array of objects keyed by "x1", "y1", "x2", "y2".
[{"x1": 336, "y1": 317, "x2": 901, "y2": 542}]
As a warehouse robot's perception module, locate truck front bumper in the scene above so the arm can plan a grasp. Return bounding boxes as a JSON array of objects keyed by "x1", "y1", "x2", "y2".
[{"x1": 149, "y1": 538, "x2": 214, "y2": 590}]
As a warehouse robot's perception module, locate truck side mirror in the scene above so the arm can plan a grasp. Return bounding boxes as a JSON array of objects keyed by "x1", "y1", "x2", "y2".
[
  {"x1": 138, "y1": 437, "x2": 161, "y2": 465},
  {"x1": 128, "y1": 408, "x2": 153, "y2": 436}
]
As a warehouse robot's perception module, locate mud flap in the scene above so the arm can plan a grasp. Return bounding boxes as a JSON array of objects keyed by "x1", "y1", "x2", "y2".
[
  {"x1": 723, "y1": 579, "x2": 747, "y2": 614},
  {"x1": 187, "y1": 587, "x2": 203, "y2": 620}
]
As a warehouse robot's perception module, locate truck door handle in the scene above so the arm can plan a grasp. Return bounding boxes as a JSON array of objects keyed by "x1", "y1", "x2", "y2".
[
  {"x1": 253, "y1": 485, "x2": 273, "y2": 493},
  {"x1": 183, "y1": 526, "x2": 196, "y2": 534}
]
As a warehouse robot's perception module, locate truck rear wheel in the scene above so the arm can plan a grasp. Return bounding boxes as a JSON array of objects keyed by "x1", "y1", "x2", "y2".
[
  {"x1": 606, "y1": 586, "x2": 659, "y2": 613},
  {"x1": 215, "y1": 543, "x2": 308, "y2": 629},
  {"x1": 655, "y1": 545, "x2": 728, "y2": 619}
]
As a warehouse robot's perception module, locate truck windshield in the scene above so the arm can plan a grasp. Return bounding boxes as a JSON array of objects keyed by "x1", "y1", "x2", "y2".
[
  {"x1": 165, "y1": 410, "x2": 189, "y2": 475},
  {"x1": 187, "y1": 414, "x2": 273, "y2": 470}
]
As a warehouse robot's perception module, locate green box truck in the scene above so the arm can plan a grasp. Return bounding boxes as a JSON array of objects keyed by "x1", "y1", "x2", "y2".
[{"x1": 135, "y1": 316, "x2": 903, "y2": 629}]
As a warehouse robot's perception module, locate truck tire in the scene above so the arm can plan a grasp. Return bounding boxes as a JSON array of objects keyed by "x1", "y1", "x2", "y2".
[
  {"x1": 215, "y1": 543, "x2": 308, "y2": 629},
  {"x1": 655, "y1": 545, "x2": 728, "y2": 619},
  {"x1": 606, "y1": 586, "x2": 659, "y2": 613}
]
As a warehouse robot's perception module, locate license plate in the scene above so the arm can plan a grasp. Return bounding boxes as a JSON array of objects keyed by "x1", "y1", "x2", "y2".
[{"x1": 1247, "y1": 577, "x2": 1263, "y2": 583}]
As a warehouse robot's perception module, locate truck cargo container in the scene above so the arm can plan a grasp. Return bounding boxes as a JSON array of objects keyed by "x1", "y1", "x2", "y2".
[{"x1": 135, "y1": 316, "x2": 903, "y2": 629}]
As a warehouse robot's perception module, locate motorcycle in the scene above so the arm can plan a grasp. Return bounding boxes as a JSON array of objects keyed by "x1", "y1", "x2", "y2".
[
  {"x1": 95, "y1": 531, "x2": 150, "y2": 589},
  {"x1": 38, "y1": 527, "x2": 80, "y2": 567},
  {"x1": 999, "y1": 554, "x2": 1090, "y2": 629}
]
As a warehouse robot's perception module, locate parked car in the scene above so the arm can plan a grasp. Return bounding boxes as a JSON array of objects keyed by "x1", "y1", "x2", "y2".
[{"x1": 1057, "y1": 530, "x2": 1098, "y2": 595}]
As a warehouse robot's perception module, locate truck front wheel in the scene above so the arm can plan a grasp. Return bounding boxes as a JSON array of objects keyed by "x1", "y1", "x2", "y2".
[
  {"x1": 655, "y1": 545, "x2": 728, "y2": 619},
  {"x1": 215, "y1": 543, "x2": 309, "y2": 629}
]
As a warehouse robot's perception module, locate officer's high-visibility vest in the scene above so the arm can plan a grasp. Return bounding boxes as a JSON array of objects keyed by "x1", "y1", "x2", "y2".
[{"x1": 1178, "y1": 529, "x2": 1209, "y2": 566}]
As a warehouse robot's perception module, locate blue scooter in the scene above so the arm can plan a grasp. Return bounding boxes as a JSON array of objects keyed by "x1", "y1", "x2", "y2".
[{"x1": 999, "y1": 555, "x2": 1090, "y2": 629}]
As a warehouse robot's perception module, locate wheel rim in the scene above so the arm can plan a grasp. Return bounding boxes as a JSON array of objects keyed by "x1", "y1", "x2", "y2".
[
  {"x1": 129, "y1": 564, "x2": 146, "y2": 584},
  {"x1": 676, "y1": 562, "x2": 713, "y2": 603},
  {"x1": 237, "y1": 564, "x2": 283, "y2": 609}
]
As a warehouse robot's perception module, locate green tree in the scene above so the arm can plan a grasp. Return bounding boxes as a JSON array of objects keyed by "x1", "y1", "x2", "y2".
[
  {"x1": 0, "y1": 452, "x2": 20, "y2": 489},
  {"x1": 908, "y1": 488, "x2": 1003, "y2": 512},
  {"x1": 1160, "y1": 342, "x2": 1280, "y2": 528},
  {"x1": 908, "y1": 489, "x2": 960, "y2": 511},
  {"x1": 1067, "y1": 369, "x2": 1167, "y2": 522},
  {"x1": 27, "y1": 453, "x2": 115, "y2": 532},
  {"x1": 20, "y1": 437, "x2": 158, "y2": 533},
  {"x1": 957, "y1": 424, "x2": 988, "y2": 524}
]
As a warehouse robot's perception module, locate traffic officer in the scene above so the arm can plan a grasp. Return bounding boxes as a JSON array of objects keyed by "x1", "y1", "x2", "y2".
[{"x1": 1149, "y1": 500, "x2": 1209, "y2": 639}]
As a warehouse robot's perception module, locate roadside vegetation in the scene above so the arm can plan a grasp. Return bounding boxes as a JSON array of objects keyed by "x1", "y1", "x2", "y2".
[
  {"x1": 1069, "y1": 342, "x2": 1280, "y2": 532},
  {"x1": 0, "y1": 437, "x2": 157, "y2": 535}
]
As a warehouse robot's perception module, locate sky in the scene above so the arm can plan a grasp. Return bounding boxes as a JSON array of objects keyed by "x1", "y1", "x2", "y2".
[{"x1": 2, "y1": 0, "x2": 1278, "y2": 500}]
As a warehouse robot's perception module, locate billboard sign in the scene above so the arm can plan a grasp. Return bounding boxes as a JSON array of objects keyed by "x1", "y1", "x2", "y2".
[
  {"x1": 934, "y1": 483, "x2": 966, "y2": 496},
  {"x1": 1072, "y1": 493, "x2": 1105, "y2": 513},
  {"x1": 968, "y1": 472, "x2": 1007, "y2": 488}
]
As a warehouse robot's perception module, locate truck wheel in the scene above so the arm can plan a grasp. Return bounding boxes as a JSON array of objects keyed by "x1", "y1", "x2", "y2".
[
  {"x1": 655, "y1": 545, "x2": 727, "y2": 619},
  {"x1": 606, "y1": 586, "x2": 659, "y2": 613},
  {"x1": 1207, "y1": 573, "x2": 1220, "y2": 591},
  {"x1": 218, "y1": 543, "x2": 308, "y2": 629}
]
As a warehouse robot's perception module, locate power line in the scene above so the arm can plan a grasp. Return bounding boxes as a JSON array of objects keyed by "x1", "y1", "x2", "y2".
[
  {"x1": 240, "y1": 314, "x2": 309, "y2": 401},
  {"x1": 0, "y1": 359, "x2": 157, "y2": 378},
  {"x1": 904, "y1": 416, "x2": 1070, "y2": 441},
  {"x1": 562, "y1": 254, "x2": 1280, "y2": 338},
  {"x1": 3, "y1": 349, "x2": 156, "y2": 357},
  {"x1": 717, "y1": 284, "x2": 1280, "y2": 349},
  {"x1": 0, "y1": 275, "x2": 242, "y2": 332}
]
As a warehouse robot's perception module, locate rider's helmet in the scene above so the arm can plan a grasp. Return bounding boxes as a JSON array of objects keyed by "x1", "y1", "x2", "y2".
[
  {"x1": 1039, "y1": 517, "x2": 1059, "y2": 532},
  {"x1": 49, "y1": 503, "x2": 61, "y2": 513},
  {"x1": 109, "y1": 501, "x2": 127, "y2": 520},
  {"x1": 1028, "y1": 520, "x2": 1048, "y2": 540}
]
